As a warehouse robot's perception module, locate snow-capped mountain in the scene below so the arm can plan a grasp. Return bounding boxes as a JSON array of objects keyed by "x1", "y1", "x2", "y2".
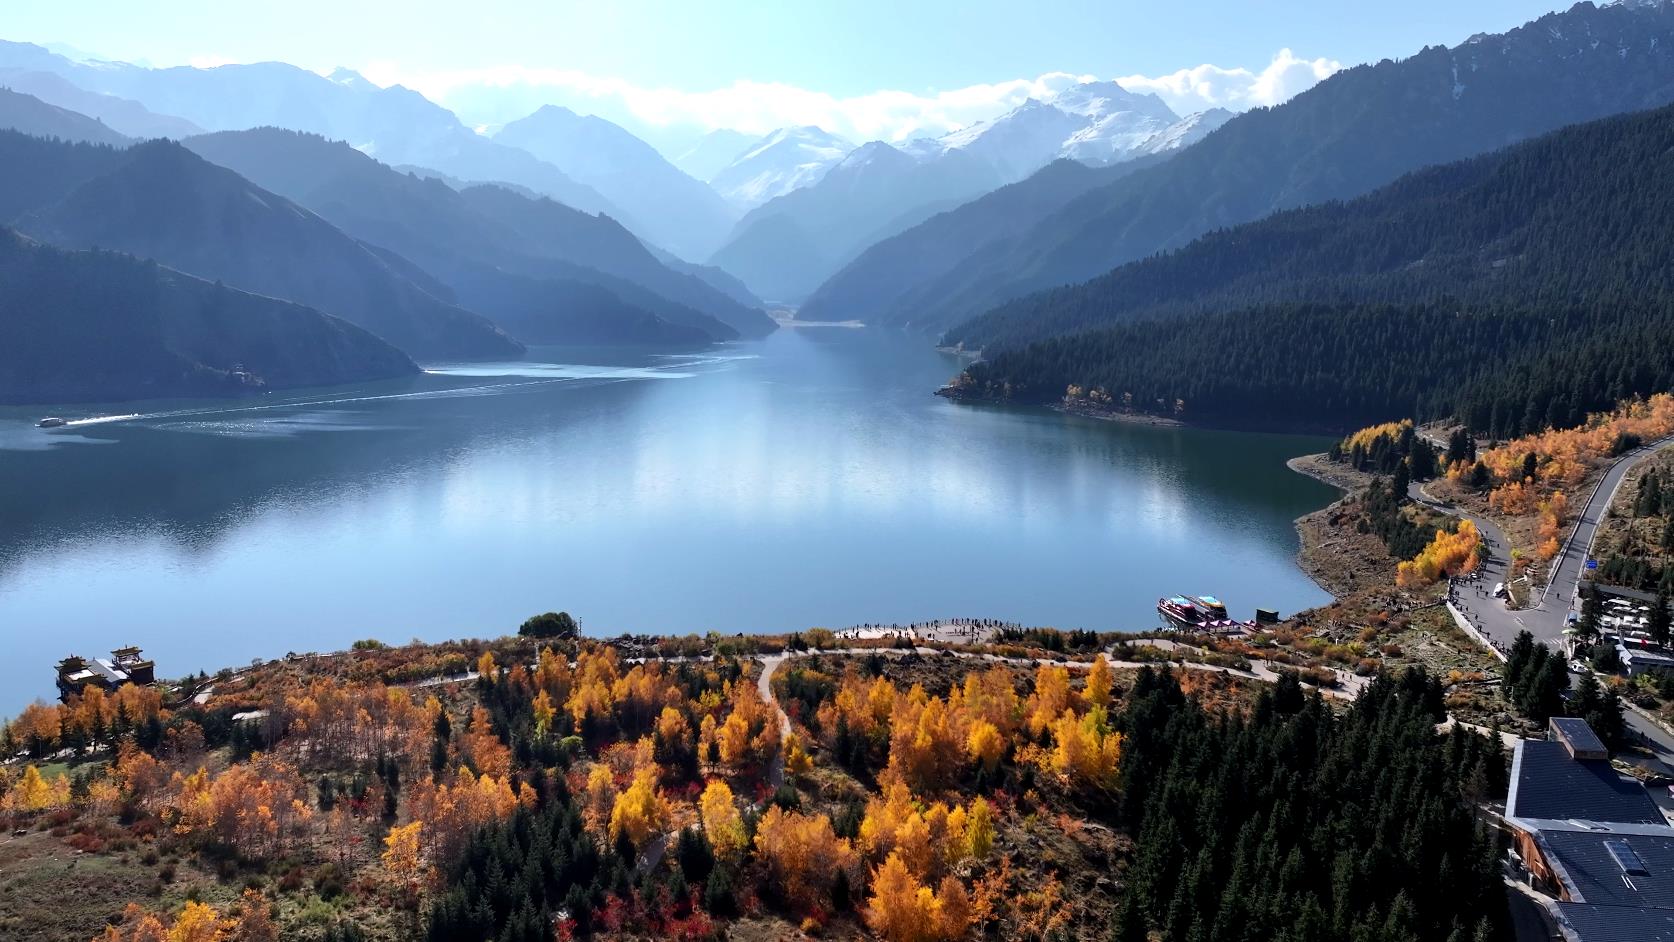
[
  {"x1": 903, "y1": 99, "x2": 1087, "y2": 180},
  {"x1": 709, "y1": 126, "x2": 854, "y2": 210},
  {"x1": 1062, "y1": 107, "x2": 1234, "y2": 165},
  {"x1": 705, "y1": 79, "x2": 1235, "y2": 302},
  {"x1": 913, "y1": 80, "x2": 1225, "y2": 177}
]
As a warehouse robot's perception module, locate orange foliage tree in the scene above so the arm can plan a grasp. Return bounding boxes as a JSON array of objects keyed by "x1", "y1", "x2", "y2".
[
  {"x1": 753, "y1": 805, "x2": 858, "y2": 911},
  {"x1": 864, "y1": 851, "x2": 974, "y2": 942}
]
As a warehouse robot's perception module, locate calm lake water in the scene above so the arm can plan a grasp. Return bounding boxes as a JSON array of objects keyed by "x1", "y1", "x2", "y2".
[{"x1": 0, "y1": 328, "x2": 1334, "y2": 716}]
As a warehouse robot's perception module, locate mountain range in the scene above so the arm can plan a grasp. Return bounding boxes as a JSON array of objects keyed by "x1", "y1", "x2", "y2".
[
  {"x1": 705, "y1": 81, "x2": 1229, "y2": 303},
  {"x1": 948, "y1": 96, "x2": 1674, "y2": 434},
  {"x1": 182, "y1": 127, "x2": 774, "y2": 343},
  {"x1": 0, "y1": 42, "x2": 626, "y2": 224},
  {"x1": 0, "y1": 66, "x2": 202, "y2": 138},
  {"x1": 1, "y1": 132, "x2": 521, "y2": 359},
  {"x1": 814, "y1": 0, "x2": 1674, "y2": 336}
]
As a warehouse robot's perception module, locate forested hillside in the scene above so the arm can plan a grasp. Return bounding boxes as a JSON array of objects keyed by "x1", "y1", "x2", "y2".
[
  {"x1": 0, "y1": 86, "x2": 128, "y2": 146},
  {"x1": 19, "y1": 138, "x2": 521, "y2": 360},
  {"x1": 894, "y1": 0, "x2": 1674, "y2": 334},
  {"x1": 948, "y1": 100, "x2": 1674, "y2": 433},
  {"x1": 0, "y1": 229, "x2": 416, "y2": 403}
]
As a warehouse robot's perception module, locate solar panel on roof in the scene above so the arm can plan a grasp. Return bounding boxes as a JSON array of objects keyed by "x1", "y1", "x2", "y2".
[{"x1": 1606, "y1": 839, "x2": 1650, "y2": 876}]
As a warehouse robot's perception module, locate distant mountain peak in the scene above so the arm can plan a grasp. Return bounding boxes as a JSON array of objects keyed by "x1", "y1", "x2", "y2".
[
  {"x1": 326, "y1": 67, "x2": 374, "y2": 90},
  {"x1": 1048, "y1": 80, "x2": 1177, "y2": 122},
  {"x1": 838, "y1": 140, "x2": 909, "y2": 171},
  {"x1": 708, "y1": 125, "x2": 855, "y2": 210},
  {"x1": 530, "y1": 102, "x2": 581, "y2": 119}
]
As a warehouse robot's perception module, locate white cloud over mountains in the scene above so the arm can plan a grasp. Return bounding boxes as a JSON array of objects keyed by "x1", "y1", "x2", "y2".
[
  {"x1": 363, "y1": 48, "x2": 1340, "y2": 144},
  {"x1": 1118, "y1": 49, "x2": 1342, "y2": 114}
]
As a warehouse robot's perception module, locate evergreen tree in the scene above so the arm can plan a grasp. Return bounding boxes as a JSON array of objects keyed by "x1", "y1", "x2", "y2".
[{"x1": 1652, "y1": 592, "x2": 1672, "y2": 648}]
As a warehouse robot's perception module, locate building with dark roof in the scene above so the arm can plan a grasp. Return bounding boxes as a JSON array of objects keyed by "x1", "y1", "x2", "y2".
[
  {"x1": 55, "y1": 647, "x2": 155, "y2": 700},
  {"x1": 1507, "y1": 740, "x2": 1664, "y2": 825},
  {"x1": 1549, "y1": 717, "x2": 1609, "y2": 761},
  {"x1": 1554, "y1": 903, "x2": 1674, "y2": 942},
  {"x1": 1504, "y1": 718, "x2": 1674, "y2": 942},
  {"x1": 1619, "y1": 643, "x2": 1674, "y2": 678}
]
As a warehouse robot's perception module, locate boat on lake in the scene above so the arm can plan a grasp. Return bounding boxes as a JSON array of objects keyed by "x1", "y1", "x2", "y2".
[
  {"x1": 36, "y1": 417, "x2": 66, "y2": 428},
  {"x1": 1158, "y1": 595, "x2": 1206, "y2": 629},
  {"x1": 1159, "y1": 594, "x2": 1253, "y2": 633}
]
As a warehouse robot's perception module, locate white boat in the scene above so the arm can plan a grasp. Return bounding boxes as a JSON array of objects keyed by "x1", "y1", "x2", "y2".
[{"x1": 36, "y1": 417, "x2": 67, "y2": 428}]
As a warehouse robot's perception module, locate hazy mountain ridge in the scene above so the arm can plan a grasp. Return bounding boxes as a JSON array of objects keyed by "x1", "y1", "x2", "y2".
[
  {"x1": 0, "y1": 227, "x2": 417, "y2": 404},
  {"x1": 0, "y1": 42, "x2": 627, "y2": 225},
  {"x1": 183, "y1": 127, "x2": 773, "y2": 340},
  {"x1": 0, "y1": 68, "x2": 202, "y2": 138},
  {"x1": 795, "y1": 156, "x2": 1162, "y2": 327},
  {"x1": 495, "y1": 104, "x2": 739, "y2": 260},
  {"x1": 709, "y1": 142, "x2": 1007, "y2": 303},
  {"x1": 671, "y1": 128, "x2": 756, "y2": 182},
  {"x1": 2, "y1": 132, "x2": 521, "y2": 359},
  {"x1": 0, "y1": 86, "x2": 129, "y2": 146}
]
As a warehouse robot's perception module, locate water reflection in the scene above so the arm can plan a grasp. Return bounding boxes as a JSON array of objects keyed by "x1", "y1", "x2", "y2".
[{"x1": 0, "y1": 329, "x2": 1335, "y2": 714}]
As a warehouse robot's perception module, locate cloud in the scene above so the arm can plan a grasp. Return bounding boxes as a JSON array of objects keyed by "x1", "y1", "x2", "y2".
[
  {"x1": 363, "y1": 50, "x2": 1338, "y2": 144},
  {"x1": 1118, "y1": 49, "x2": 1342, "y2": 114}
]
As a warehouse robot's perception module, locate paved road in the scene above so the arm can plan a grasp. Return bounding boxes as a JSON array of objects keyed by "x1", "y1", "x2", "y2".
[
  {"x1": 1411, "y1": 435, "x2": 1674, "y2": 650},
  {"x1": 1411, "y1": 438, "x2": 1674, "y2": 767}
]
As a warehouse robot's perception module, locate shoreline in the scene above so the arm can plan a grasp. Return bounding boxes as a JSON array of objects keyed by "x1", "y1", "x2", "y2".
[{"x1": 1283, "y1": 452, "x2": 1390, "y2": 601}]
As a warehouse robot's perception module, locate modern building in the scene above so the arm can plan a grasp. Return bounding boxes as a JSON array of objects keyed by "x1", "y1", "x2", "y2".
[
  {"x1": 55, "y1": 646, "x2": 156, "y2": 700},
  {"x1": 1618, "y1": 643, "x2": 1674, "y2": 678},
  {"x1": 1505, "y1": 717, "x2": 1674, "y2": 941}
]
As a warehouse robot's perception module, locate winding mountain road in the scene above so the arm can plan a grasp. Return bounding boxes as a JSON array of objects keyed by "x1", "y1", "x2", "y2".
[
  {"x1": 1409, "y1": 437, "x2": 1674, "y2": 767},
  {"x1": 1409, "y1": 435, "x2": 1674, "y2": 648}
]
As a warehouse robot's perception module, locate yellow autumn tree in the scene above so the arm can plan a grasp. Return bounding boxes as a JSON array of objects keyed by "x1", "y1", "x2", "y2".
[
  {"x1": 699, "y1": 780, "x2": 746, "y2": 858},
  {"x1": 1084, "y1": 657, "x2": 1113, "y2": 709},
  {"x1": 1025, "y1": 665, "x2": 1071, "y2": 738},
  {"x1": 581, "y1": 764, "x2": 616, "y2": 839},
  {"x1": 1536, "y1": 491, "x2": 1569, "y2": 560},
  {"x1": 965, "y1": 720, "x2": 1004, "y2": 773},
  {"x1": 4, "y1": 764, "x2": 70, "y2": 812},
  {"x1": 784, "y1": 732, "x2": 814, "y2": 778},
  {"x1": 167, "y1": 901, "x2": 228, "y2": 942},
  {"x1": 532, "y1": 690, "x2": 556, "y2": 738},
  {"x1": 382, "y1": 821, "x2": 424, "y2": 879},
  {"x1": 608, "y1": 766, "x2": 670, "y2": 849},
  {"x1": 1047, "y1": 709, "x2": 1123, "y2": 792},
  {"x1": 888, "y1": 693, "x2": 962, "y2": 789}
]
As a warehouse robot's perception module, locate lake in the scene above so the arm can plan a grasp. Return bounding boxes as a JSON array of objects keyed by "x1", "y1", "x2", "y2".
[{"x1": 0, "y1": 327, "x2": 1335, "y2": 716}]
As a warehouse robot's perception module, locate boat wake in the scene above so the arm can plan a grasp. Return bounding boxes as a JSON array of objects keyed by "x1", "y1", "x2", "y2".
[{"x1": 41, "y1": 356, "x2": 728, "y2": 432}]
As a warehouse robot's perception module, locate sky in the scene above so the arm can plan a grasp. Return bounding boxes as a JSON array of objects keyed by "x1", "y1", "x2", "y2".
[{"x1": 12, "y1": 0, "x2": 1572, "y2": 143}]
